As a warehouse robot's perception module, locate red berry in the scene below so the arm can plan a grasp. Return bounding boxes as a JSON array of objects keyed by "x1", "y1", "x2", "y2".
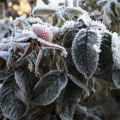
[{"x1": 32, "y1": 25, "x2": 53, "y2": 43}]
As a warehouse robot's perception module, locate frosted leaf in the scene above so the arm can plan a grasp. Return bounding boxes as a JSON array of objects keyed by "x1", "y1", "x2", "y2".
[
  {"x1": 111, "y1": 32, "x2": 120, "y2": 88},
  {"x1": 0, "y1": 74, "x2": 28, "y2": 120},
  {"x1": 77, "y1": 14, "x2": 91, "y2": 26},
  {"x1": 32, "y1": 4, "x2": 58, "y2": 16},
  {"x1": 65, "y1": 7, "x2": 88, "y2": 16},
  {"x1": 52, "y1": 11, "x2": 65, "y2": 27},
  {"x1": 57, "y1": 81, "x2": 83, "y2": 120},
  {"x1": 63, "y1": 21, "x2": 86, "y2": 48},
  {"x1": 72, "y1": 29, "x2": 102, "y2": 79},
  {"x1": 32, "y1": 70, "x2": 68, "y2": 105},
  {"x1": 15, "y1": 61, "x2": 38, "y2": 99},
  {"x1": 90, "y1": 20, "x2": 106, "y2": 31},
  {"x1": 111, "y1": 32, "x2": 120, "y2": 69}
]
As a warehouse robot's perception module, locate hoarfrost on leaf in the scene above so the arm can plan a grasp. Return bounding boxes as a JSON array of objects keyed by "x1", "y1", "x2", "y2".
[
  {"x1": 112, "y1": 32, "x2": 120, "y2": 69},
  {"x1": 72, "y1": 29, "x2": 102, "y2": 79},
  {"x1": 32, "y1": 4, "x2": 58, "y2": 16}
]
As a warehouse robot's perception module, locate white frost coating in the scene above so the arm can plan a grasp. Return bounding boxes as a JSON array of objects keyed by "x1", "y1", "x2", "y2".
[
  {"x1": 112, "y1": 32, "x2": 120, "y2": 69},
  {"x1": 77, "y1": 14, "x2": 92, "y2": 26},
  {"x1": 59, "y1": 21, "x2": 75, "y2": 34},
  {"x1": 49, "y1": 26, "x2": 59, "y2": 35},
  {"x1": 65, "y1": 6, "x2": 88, "y2": 15},
  {"x1": 91, "y1": 20, "x2": 106, "y2": 31},
  {"x1": 0, "y1": 51, "x2": 9, "y2": 61},
  {"x1": 93, "y1": 44, "x2": 101, "y2": 53},
  {"x1": 32, "y1": 4, "x2": 58, "y2": 15},
  {"x1": 28, "y1": 17, "x2": 44, "y2": 24},
  {"x1": 33, "y1": 70, "x2": 68, "y2": 106}
]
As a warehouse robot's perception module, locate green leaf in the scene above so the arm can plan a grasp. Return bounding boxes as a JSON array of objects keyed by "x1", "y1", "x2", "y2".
[
  {"x1": 72, "y1": 29, "x2": 101, "y2": 79},
  {"x1": 32, "y1": 70, "x2": 68, "y2": 105},
  {"x1": 15, "y1": 61, "x2": 39, "y2": 100},
  {"x1": 0, "y1": 74, "x2": 28, "y2": 120},
  {"x1": 57, "y1": 81, "x2": 83, "y2": 120}
]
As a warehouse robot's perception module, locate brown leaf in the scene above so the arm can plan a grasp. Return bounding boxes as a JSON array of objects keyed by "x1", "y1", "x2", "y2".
[
  {"x1": 73, "y1": 104, "x2": 87, "y2": 120},
  {"x1": 0, "y1": 57, "x2": 6, "y2": 70},
  {"x1": 17, "y1": 44, "x2": 33, "y2": 62}
]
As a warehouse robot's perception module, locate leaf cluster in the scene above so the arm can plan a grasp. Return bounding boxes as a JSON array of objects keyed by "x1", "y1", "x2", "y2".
[{"x1": 0, "y1": 0, "x2": 119, "y2": 120}]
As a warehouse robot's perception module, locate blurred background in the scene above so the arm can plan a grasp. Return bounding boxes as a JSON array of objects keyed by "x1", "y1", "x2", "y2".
[{"x1": 1, "y1": 0, "x2": 120, "y2": 120}]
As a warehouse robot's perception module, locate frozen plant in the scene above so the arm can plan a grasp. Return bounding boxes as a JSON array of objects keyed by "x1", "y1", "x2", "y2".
[{"x1": 0, "y1": 0, "x2": 120, "y2": 120}]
